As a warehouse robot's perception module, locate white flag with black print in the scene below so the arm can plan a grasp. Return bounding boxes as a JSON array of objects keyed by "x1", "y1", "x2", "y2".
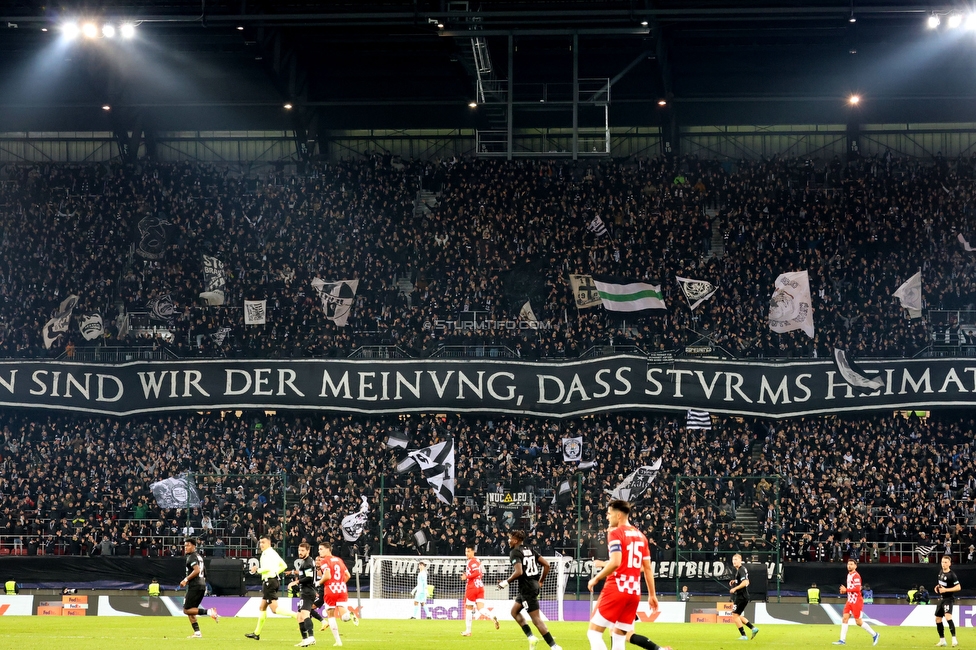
[
  {"x1": 244, "y1": 300, "x2": 267, "y2": 325},
  {"x1": 686, "y1": 409, "x2": 712, "y2": 430},
  {"x1": 568, "y1": 273, "x2": 602, "y2": 309},
  {"x1": 833, "y1": 348, "x2": 884, "y2": 392},
  {"x1": 395, "y1": 439, "x2": 455, "y2": 504},
  {"x1": 150, "y1": 475, "x2": 202, "y2": 509},
  {"x1": 42, "y1": 294, "x2": 79, "y2": 349},
  {"x1": 562, "y1": 436, "x2": 583, "y2": 462},
  {"x1": 519, "y1": 300, "x2": 540, "y2": 326},
  {"x1": 211, "y1": 327, "x2": 232, "y2": 346},
  {"x1": 768, "y1": 270, "x2": 815, "y2": 338},
  {"x1": 608, "y1": 458, "x2": 663, "y2": 502},
  {"x1": 676, "y1": 276, "x2": 718, "y2": 311},
  {"x1": 78, "y1": 312, "x2": 103, "y2": 341},
  {"x1": 893, "y1": 271, "x2": 923, "y2": 319},
  {"x1": 383, "y1": 428, "x2": 411, "y2": 449},
  {"x1": 199, "y1": 255, "x2": 226, "y2": 306},
  {"x1": 587, "y1": 215, "x2": 609, "y2": 238},
  {"x1": 340, "y1": 496, "x2": 370, "y2": 542},
  {"x1": 148, "y1": 294, "x2": 176, "y2": 322},
  {"x1": 116, "y1": 312, "x2": 131, "y2": 339},
  {"x1": 311, "y1": 278, "x2": 359, "y2": 327}
]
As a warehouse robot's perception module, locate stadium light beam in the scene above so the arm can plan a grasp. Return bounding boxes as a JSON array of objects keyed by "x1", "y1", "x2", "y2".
[
  {"x1": 102, "y1": 24, "x2": 116, "y2": 38},
  {"x1": 61, "y1": 22, "x2": 80, "y2": 40},
  {"x1": 966, "y1": 14, "x2": 976, "y2": 30},
  {"x1": 82, "y1": 22, "x2": 98, "y2": 39},
  {"x1": 120, "y1": 23, "x2": 135, "y2": 39},
  {"x1": 928, "y1": 14, "x2": 941, "y2": 29},
  {"x1": 849, "y1": 94, "x2": 861, "y2": 105},
  {"x1": 948, "y1": 14, "x2": 963, "y2": 29}
]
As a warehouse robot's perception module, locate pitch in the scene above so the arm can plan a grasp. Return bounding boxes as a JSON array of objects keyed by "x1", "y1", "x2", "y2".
[{"x1": 0, "y1": 618, "x2": 948, "y2": 650}]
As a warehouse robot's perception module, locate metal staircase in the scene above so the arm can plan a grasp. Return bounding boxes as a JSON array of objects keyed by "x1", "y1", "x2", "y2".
[{"x1": 451, "y1": 2, "x2": 508, "y2": 131}]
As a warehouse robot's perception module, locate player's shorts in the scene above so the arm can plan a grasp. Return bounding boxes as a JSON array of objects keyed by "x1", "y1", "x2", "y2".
[
  {"x1": 517, "y1": 581, "x2": 541, "y2": 613},
  {"x1": 592, "y1": 589, "x2": 641, "y2": 633},
  {"x1": 843, "y1": 601, "x2": 863, "y2": 619},
  {"x1": 324, "y1": 590, "x2": 349, "y2": 609},
  {"x1": 184, "y1": 583, "x2": 206, "y2": 610},
  {"x1": 299, "y1": 593, "x2": 317, "y2": 612},
  {"x1": 262, "y1": 578, "x2": 280, "y2": 601},
  {"x1": 733, "y1": 597, "x2": 750, "y2": 616},
  {"x1": 465, "y1": 586, "x2": 486, "y2": 605},
  {"x1": 314, "y1": 590, "x2": 325, "y2": 609},
  {"x1": 936, "y1": 600, "x2": 954, "y2": 618}
]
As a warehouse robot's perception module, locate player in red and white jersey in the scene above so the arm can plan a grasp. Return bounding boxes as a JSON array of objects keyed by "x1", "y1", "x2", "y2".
[
  {"x1": 316, "y1": 542, "x2": 359, "y2": 647},
  {"x1": 587, "y1": 501, "x2": 670, "y2": 650},
  {"x1": 834, "y1": 559, "x2": 879, "y2": 646},
  {"x1": 461, "y1": 545, "x2": 500, "y2": 636}
]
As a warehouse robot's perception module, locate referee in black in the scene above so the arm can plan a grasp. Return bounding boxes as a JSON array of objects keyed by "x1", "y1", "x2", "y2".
[{"x1": 180, "y1": 537, "x2": 219, "y2": 638}]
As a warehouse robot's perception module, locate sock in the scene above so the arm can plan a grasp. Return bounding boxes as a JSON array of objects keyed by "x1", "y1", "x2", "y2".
[
  {"x1": 738, "y1": 627, "x2": 745, "y2": 638},
  {"x1": 413, "y1": 603, "x2": 420, "y2": 618},
  {"x1": 191, "y1": 621, "x2": 200, "y2": 633},
  {"x1": 948, "y1": 620, "x2": 956, "y2": 637},
  {"x1": 611, "y1": 634, "x2": 627, "y2": 650},
  {"x1": 861, "y1": 622, "x2": 876, "y2": 636},
  {"x1": 543, "y1": 632, "x2": 556, "y2": 647},
  {"x1": 465, "y1": 608, "x2": 473, "y2": 633},
  {"x1": 588, "y1": 629, "x2": 608, "y2": 650},
  {"x1": 300, "y1": 620, "x2": 308, "y2": 639},
  {"x1": 938, "y1": 622, "x2": 946, "y2": 638},
  {"x1": 255, "y1": 609, "x2": 268, "y2": 635},
  {"x1": 310, "y1": 608, "x2": 323, "y2": 621},
  {"x1": 477, "y1": 607, "x2": 494, "y2": 620},
  {"x1": 521, "y1": 624, "x2": 534, "y2": 638},
  {"x1": 304, "y1": 618, "x2": 315, "y2": 638},
  {"x1": 328, "y1": 617, "x2": 340, "y2": 643},
  {"x1": 840, "y1": 623, "x2": 849, "y2": 642},
  {"x1": 629, "y1": 633, "x2": 660, "y2": 650},
  {"x1": 746, "y1": 622, "x2": 756, "y2": 630}
]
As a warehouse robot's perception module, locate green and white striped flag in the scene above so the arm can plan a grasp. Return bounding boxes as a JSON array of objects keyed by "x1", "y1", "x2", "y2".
[{"x1": 593, "y1": 277, "x2": 667, "y2": 313}]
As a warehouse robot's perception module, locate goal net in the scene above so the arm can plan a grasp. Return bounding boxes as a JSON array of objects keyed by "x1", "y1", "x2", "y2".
[{"x1": 369, "y1": 555, "x2": 571, "y2": 621}]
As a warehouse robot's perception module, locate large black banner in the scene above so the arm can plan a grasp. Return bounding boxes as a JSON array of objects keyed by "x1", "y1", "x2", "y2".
[{"x1": 2, "y1": 355, "x2": 975, "y2": 418}]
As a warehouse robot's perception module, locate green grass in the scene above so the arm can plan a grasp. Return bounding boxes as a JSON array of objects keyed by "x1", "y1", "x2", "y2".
[{"x1": 0, "y1": 618, "x2": 949, "y2": 650}]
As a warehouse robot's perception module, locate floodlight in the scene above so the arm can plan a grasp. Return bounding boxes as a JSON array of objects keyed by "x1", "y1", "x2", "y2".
[
  {"x1": 468, "y1": 101, "x2": 477, "y2": 108},
  {"x1": 948, "y1": 14, "x2": 963, "y2": 29},
  {"x1": 102, "y1": 24, "x2": 116, "y2": 38},
  {"x1": 848, "y1": 95, "x2": 860, "y2": 105},
  {"x1": 657, "y1": 99, "x2": 667, "y2": 106},
  {"x1": 283, "y1": 103, "x2": 293, "y2": 110},
  {"x1": 237, "y1": 25, "x2": 244, "y2": 30},
  {"x1": 62, "y1": 22, "x2": 80, "y2": 40},
  {"x1": 120, "y1": 23, "x2": 135, "y2": 39},
  {"x1": 102, "y1": 105, "x2": 111, "y2": 111},
  {"x1": 82, "y1": 22, "x2": 98, "y2": 38},
  {"x1": 640, "y1": 21, "x2": 649, "y2": 26},
  {"x1": 966, "y1": 14, "x2": 976, "y2": 30},
  {"x1": 928, "y1": 14, "x2": 941, "y2": 29}
]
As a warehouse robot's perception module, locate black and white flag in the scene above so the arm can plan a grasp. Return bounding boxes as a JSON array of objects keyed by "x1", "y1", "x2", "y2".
[
  {"x1": 78, "y1": 313, "x2": 103, "y2": 341},
  {"x1": 568, "y1": 274, "x2": 602, "y2": 309},
  {"x1": 562, "y1": 436, "x2": 583, "y2": 462},
  {"x1": 587, "y1": 215, "x2": 609, "y2": 238},
  {"x1": 833, "y1": 348, "x2": 884, "y2": 391},
  {"x1": 893, "y1": 271, "x2": 922, "y2": 319},
  {"x1": 211, "y1": 327, "x2": 232, "y2": 346},
  {"x1": 134, "y1": 214, "x2": 171, "y2": 260},
  {"x1": 148, "y1": 294, "x2": 176, "y2": 322},
  {"x1": 149, "y1": 475, "x2": 202, "y2": 509},
  {"x1": 383, "y1": 428, "x2": 411, "y2": 450},
  {"x1": 686, "y1": 409, "x2": 712, "y2": 430},
  {"x1": 116, "y1": 312, "x2": 131, "y2": 339},
  {"x1": 608, "y1": 458, "x2": 663, "y2": 502},
  {"x1": 958, "y1": 234, "x2": 975, "y2": 252},
  {"x1": 199, "y1": 255, "x2": 226, "y2": 306},
  {"x1": 396, "y1": 439, "x2": 455, "y2": 504},
  {"x1": 769, "y1": 270, "x2": 815, "y2": 338},
  {"x1": 244, "y1": 300, "x2": 267, "y2": 325},
  {"x1": 311, "y1": 278, "x2": 359, "y2": 327},
  {"x1": 676, "y1": 276, "x2": 718, "y2": 311},
  {"x1": 519, "y1": 300, "x2": 540, "y2": 326},
  {"x1": 340, "y1": 496, "x2": 370, "y2": 542},
  {"x1": 42, "y1": 294, "x2": 79, "y2": 350}
]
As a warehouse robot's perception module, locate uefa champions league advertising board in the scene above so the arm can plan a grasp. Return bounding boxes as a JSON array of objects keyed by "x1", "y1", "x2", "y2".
[{"x1": 0, "y1": 355, "x2": 974, "y2": 418}]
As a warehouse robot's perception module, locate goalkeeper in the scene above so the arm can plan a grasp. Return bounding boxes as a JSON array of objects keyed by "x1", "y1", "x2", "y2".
[
  {"x1": 245, "y1": 536, "x2": 297, "y2": 641},
  {"x1": 411, "y1": 561, "x2": 432, "y2": 619}
]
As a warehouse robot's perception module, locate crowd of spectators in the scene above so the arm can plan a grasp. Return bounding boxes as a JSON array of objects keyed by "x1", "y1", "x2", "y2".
[
  {"x1": 1, "y1": 408, "x2": 974, "y2": 567},
  {"x1": 0, "y1": 152, "x2": 973, "y2": 359}
]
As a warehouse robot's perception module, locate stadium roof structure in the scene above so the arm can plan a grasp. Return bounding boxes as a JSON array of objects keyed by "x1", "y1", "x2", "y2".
[{"x1": 0, "y1": 1, "x2": 971, "y2": 135}]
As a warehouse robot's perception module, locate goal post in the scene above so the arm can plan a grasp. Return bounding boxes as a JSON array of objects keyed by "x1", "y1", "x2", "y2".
[{"x1": 369, "y1": 555, "x2": 570, "y2": 620}]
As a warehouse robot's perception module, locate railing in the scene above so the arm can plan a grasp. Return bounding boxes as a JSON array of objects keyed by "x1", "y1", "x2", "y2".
[
  {"x1": 0, "y1": 533, "x2": 259, "y2": 557},
  {"x1": 57, "y1": 345, "x2": 178, "y2": 362},
  {"x1": 348, "y1": 345, "x2": 411, "y2": 359},
  {"x1": 429, "y1": 344, "x2": 518, "y2": 359}
]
